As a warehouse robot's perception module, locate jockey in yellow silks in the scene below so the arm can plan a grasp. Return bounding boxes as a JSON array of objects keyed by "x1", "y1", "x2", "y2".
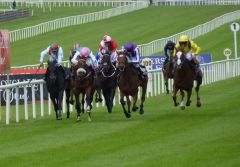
[{"x1": 174, "y1": 35, "x2": 201, "y2": 73}]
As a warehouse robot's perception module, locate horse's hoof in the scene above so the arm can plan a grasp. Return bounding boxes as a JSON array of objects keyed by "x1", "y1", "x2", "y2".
[
  {"x1": 69, "y1": 100, "x2": 75, "y2": 105},
  {"x1": 186, "y1": 101, "x2": 191, "y2": 106},
  {"x1": 174, "y1": 102, "x2": 179, "y2": 107},
  {"x1": 88, "y1": 117, "x2": 92, "y2": 122},
  {"x1": 132, "y1": 106, "x2": 139, "y2": 112},
  {"x1": 57, "y1": 117, "x2": 62, "y2": 120},
  {"x1": 77, "y1": 116, "x2": 81, "y2": 122},
  {"x1": 180, "y1": 106, "x2": 185, "y2": 110},
  {"x1": 125, "y1": 112, "x2": 131, "y2": 118},
  {"x1": 108, "y1": 109, "x2": 112, "y2": 114},
  {"x1": 67, "y1": 115, "x2": 70, "y2": 119},
  {"x1": 86, "y1": 106, "x2": 91, "y2": 112},
  {"x1": 166, "y1": 90, "x2": 169, "y2": 94},
  {"x1": 140, "y1": 109, "x2": 144, "y2": 115},
  {"x1": 196, "y1": 102, "x2": 202, "y2": 107}
]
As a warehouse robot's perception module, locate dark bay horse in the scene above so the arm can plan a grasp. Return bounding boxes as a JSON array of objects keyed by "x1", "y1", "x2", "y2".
[
  {"x1": 117, "y1": 52, "x2": 148, "y2": 118},
  {"x1": 72, "y1": 58, "x2": 95, "y2": 121},
  {"x1": 95, "y1": 54, "x2": 118, "y2": 113},
  {"x1": 46, "y1": 61, "x2": 71, "y2": 120},
  {"x1": 163, "y1": 50, "x2": 174, "y2": 94},
  {"x1": 172, "y1": 50, "x2": 202, "y2": 110}
]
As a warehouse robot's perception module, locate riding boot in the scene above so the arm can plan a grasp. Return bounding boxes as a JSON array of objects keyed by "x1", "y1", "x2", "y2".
[
  {"x1": 190, "y1": 59, "x2": 200, "y2": 74},
  {"x1": 137, "y1": 66, "x2": 145, "y2": 79},
  {"x1": 163, "y1": 57, "x2": 169, "y2": 71},
  {"x1": 44, "y1": 68, "x2": 49, "y2": 81}
]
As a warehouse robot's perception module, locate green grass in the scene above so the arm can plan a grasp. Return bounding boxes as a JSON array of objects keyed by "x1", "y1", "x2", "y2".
[
  {"x1": 156, "y1": 19, "x2": 240, "y2": 61},
  {"x1": 0, "y1": 6, "x2": 110, "y2": 30},
  {"x1": 194, "y1": 19, "x2": 240, "y2": 61},
  {"x1": 0, "y1": 77, "x2": 239, "y2": 167},
  {"x1": 9, "y1": 6, "x2": 240, "y2": 66}
]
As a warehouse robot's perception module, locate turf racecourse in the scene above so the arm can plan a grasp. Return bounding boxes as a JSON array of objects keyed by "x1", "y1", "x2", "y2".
[{"x1": 0, "y1": 77, "x2": 239, "y2": 167}]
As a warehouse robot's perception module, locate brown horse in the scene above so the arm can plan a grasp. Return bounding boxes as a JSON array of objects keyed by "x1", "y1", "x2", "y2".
[
  {"x1": 172, "y1": 49, "x2": 202, "y2": 110},
  {"x1": 117, "y1": 52, "x2": 148, "y2": 118},
  {"x1": 163, "y1": 50, "x2": 174, "y2": 94},
  {"x1": 71, "y1": 58, "x2": 95, "y2": 121}
]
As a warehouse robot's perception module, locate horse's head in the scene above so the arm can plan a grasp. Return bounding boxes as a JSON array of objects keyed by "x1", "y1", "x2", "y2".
[
  {"x1": 175, "y1": 48, "x2": 186, "y2": 70},
  {"x1": 101, "y1": 54, "x2": 111, "y2": 71},
  {"x1": 117, "y1": 52, "x2": 128, "y2": 71},
  {"x1": 47, "y1": 60, "x2": 58, "y2": 84},
  {"x1": 74, "y1": 58, "x2": 91, "y2": 79}
]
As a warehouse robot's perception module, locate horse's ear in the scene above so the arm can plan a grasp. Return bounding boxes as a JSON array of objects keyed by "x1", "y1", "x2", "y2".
[{"x1": 117, "y1": 50, "x2": 123, "y2": 55}]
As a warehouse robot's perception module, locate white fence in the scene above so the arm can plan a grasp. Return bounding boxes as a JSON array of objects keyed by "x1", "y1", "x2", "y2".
[
  {"x1": 9, "y1": 1, "x2": 148, "y2": 42},
  {"x1": 152, "y1": 0, "x2": 240, "y2": 6},
  {"x1": 138, "y1": 10, "x2": 240, "y2": 56},
  {"x1": 10, "y1": 9, "x2": 240, "y2": 70},
  {"x1": 1, "y1": 58, "x2": 240, "y2": 125},
  {"x1": 0, "y1": 0, "x2": 136, "y2": 7}
]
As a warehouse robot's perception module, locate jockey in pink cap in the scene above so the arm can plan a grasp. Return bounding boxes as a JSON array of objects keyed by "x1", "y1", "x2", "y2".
[{"x1": 71, "y1": 47, "x2": 98, "y2": 70}]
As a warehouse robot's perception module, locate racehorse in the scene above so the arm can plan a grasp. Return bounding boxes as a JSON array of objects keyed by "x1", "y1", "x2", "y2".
[
  {"x1": 172, "y1": 49, "x2": 202, "y2": 110},
  {"x1": 95, "y1": 54, "x2": 118, "y2": 113},
  {"x1": 71, "y1": 58, "x2": 95, "y2": 121},
  {"x1": 45, "y1": 61, "x2": 71, "y2": 120},
  {"x1": 117, "y1": 52, "x2": 148, "y2": 118},
  {"x1": 163, "y1": 50, "x2": 174, "y2": 94}
]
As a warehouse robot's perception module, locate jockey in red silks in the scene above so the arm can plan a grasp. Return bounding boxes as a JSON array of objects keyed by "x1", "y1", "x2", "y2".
[{"x1": 98, "y1": 35, "x2": 118, "y2": 65}]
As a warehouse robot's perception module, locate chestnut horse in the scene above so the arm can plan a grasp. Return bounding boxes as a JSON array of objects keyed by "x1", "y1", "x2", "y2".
[
  {"x1": 117, "y1": 52, "x2": 148, "y2": 118},
  {"x1": 172, "y1": 49, "x2": 202, "y2": 110},
  {"x1": 163, "y1": 50, "x2": 174, "y2": 94},
  {"x1": 72, "y1": 58, "x2": 95, "y2": 121}
]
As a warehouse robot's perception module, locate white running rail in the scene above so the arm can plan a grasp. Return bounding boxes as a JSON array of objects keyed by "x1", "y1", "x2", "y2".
[
  {"x1": 11, "y1": 10, "x2": 240, "y2": 70},
  {"x1": 138, "y1": 10, "x2": 240, "y2": 56},
  {"x1": 9, "y1": 1, "x2": 149, "y2": 42},
  {"x1": 1, "y1": 58, "x2": 240, "y2": 125}
]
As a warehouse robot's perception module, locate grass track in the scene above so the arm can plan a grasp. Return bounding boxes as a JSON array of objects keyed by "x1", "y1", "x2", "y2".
[
  {"x1": 0, "y1": 77, "x2": 239, "y2": 167},
  {"x1": 9, "y1": 6, "x2": 240, "y2": 66},
  {"x1": 0, "y1": 6, "x2": 110, "y2": 30}
]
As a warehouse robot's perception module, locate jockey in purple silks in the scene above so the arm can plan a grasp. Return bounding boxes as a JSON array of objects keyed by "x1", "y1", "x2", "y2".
[{"x1": 122, "y1": 42, "x2": 147, "y2": 79}]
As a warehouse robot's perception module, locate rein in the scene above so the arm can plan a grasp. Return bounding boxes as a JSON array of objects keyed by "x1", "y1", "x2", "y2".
[{"x1": 101, "y1": 63, "x2": 117, "y2": 78}]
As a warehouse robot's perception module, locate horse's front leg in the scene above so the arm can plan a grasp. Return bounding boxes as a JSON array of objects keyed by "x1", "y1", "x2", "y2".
[
  {"x1": 49, "y1": 94, "x2": 58, "y2": 120},
  {"x1": 86, "y1": 88, "x2": 94, "y2": 122},
  {"x1": 180, "y1": 90, "x2": 185, "y2": 110},
  {"x1": 139, "y1": 80, "x2": 148, "y2": 115},
  {"x1": 195, "y1": 80, "x2": 202, "y2": 107},
  {"x1": 108, "y1": 88, "x2": 116, "y2": 113},
  {"x1": 65, "y1": 89, "x2": 71, "y2": 118},
  {"x1": 186, "y1": 88, "x2": 192, "y2": 107},
  {"x1": 172, "y1": 85, "x2": 179, "y2": 107},
  {"x1": 126, "y1": 96, "x2": 131, "y2": 115},
  {"x1": 75, "y1": 93, "x2": 81, "y2": 121},
  {"x1": 120, "y1": 92, "x2": 131, "y2": 118},
  {"x1": 81, "y1": 93, "x2": 85, "y2": 113},
  {"x1": 56, "y1": 90, "x2": 64, "y2": 120},
  {"x1": 132, "y1": 93, "x2": 139, "y2": 112}
]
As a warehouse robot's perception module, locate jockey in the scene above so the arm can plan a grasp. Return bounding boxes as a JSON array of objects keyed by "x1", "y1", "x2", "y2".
[
  {"x1": 174, "y1": 35, "x2": 201, "y2": 73},
  {"x1": 71, "y1": 47, "x2": 98, "y2": 72},
  {"x1": 69, "y1": 43, "x2": 82, "y2": 63},
  {"x1": 39, "y1": 43, "x2": 69, "y2": 80},
  {"x1": 98, "y1": 35, "x2": 118, "y2": 65},
  {"x1": 122, "y1": 42, "x2": 147, "y2": 79},
  {"x1": 163, "y1": 40, "x2": 175, "y2": 68}
]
